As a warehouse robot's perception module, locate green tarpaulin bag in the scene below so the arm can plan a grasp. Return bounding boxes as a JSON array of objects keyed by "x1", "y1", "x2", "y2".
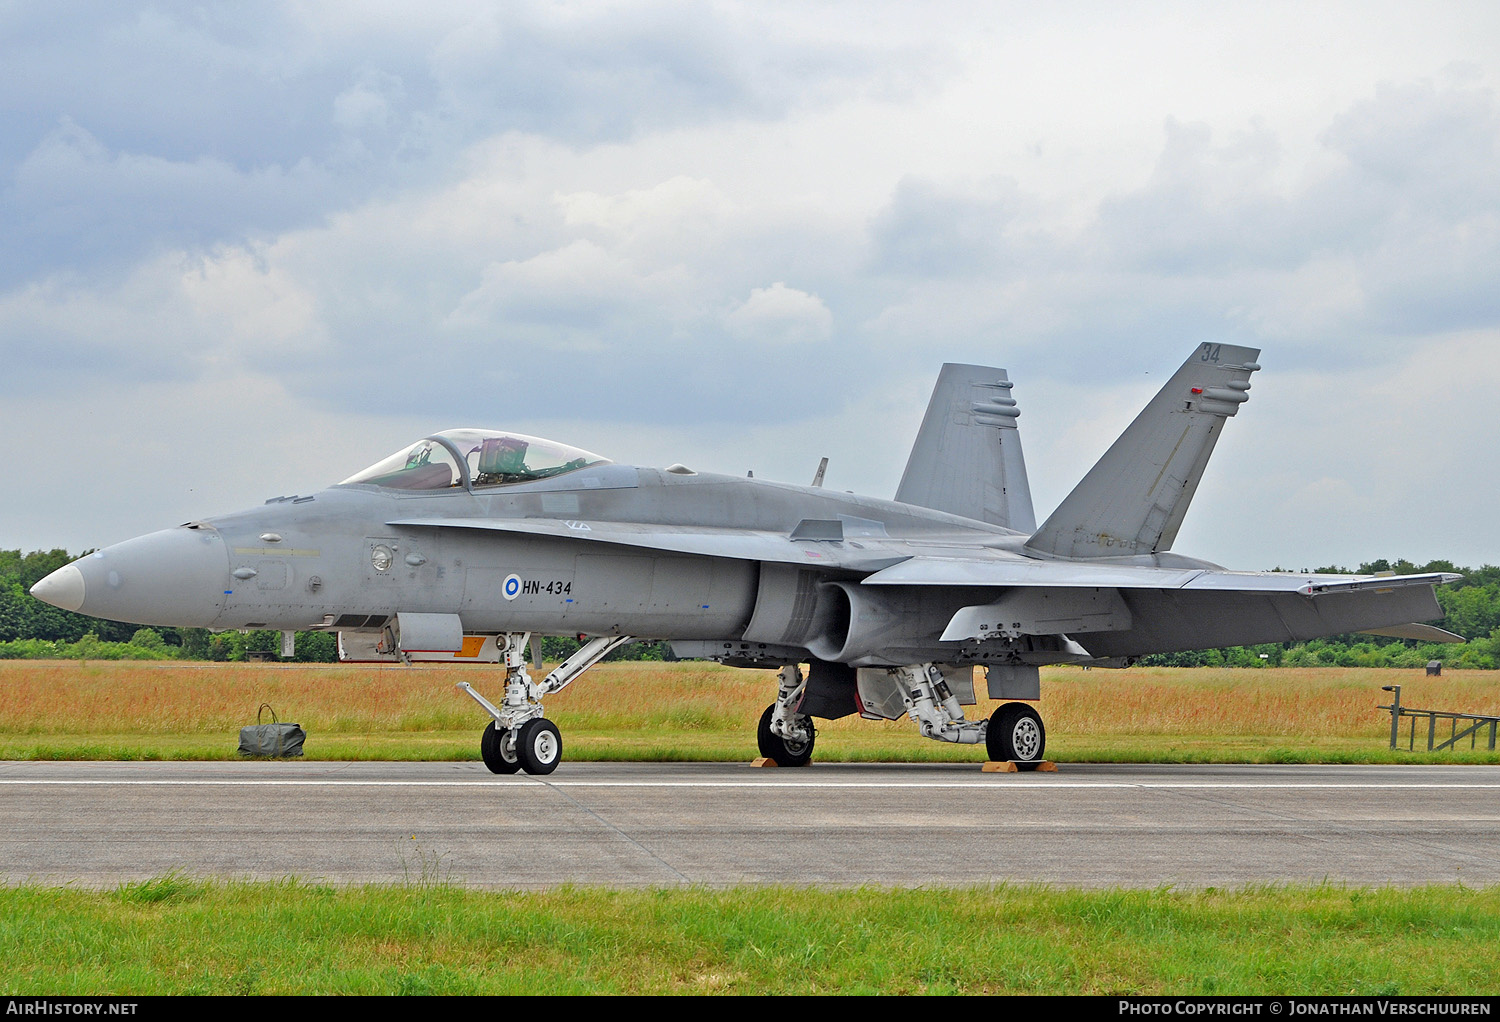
[{"x1": 238, "y1": 703, "x2": 305, "y2": 757}]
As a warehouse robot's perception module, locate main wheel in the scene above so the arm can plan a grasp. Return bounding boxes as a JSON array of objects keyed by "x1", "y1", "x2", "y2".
[
  {"x1": 516, "y1": 717, "x2": 563, "y2": 775},
  {"x1": 757, "y1": 704, "x2": 815, "y2": 767},
  {"x1": 987, "y1": 703, "x2": 1046, "y2": 762},
  {"x1": 481, "y1": 721, "x2": 522, "y2": 774}
]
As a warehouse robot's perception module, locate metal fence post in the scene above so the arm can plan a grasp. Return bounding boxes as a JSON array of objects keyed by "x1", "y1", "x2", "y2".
[{"x1": 1382, "y1": 686, "x2": 1401, "y2": 749}]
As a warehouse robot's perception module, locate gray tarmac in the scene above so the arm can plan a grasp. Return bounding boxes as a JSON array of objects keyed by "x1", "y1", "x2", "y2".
[{"x1": 1, "y1": 760, "x2": 1497, "y2": 888}]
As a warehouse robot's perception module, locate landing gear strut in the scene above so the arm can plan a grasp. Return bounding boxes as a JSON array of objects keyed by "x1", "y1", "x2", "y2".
[
  {"x1": 888, "y1": 663, "x2": 988, "y2": 745},
  {"x1": 459, "y1": 632, "x2": 632, "y2": 775},
  {"x1": 870, "y1": 663, "x2": 1047, "y2": 763},
  {"x1": 757, "y1": 664, "x2": 816, "y2": 766}
]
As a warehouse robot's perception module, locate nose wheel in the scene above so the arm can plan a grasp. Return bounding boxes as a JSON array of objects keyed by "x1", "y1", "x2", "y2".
[
  {"x1": 478, "y1": 718, "x2": 561, "y2": 776},
  {"x1": 480, "y1": 721, "x2": 522, "y2": 774},
  {"x1": 515, "y1": 718, "x2": 562, "y2": 775}
]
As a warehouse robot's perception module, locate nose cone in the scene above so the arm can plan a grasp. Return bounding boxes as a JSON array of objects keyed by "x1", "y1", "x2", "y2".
[
  {"x1": 32, "y1": 527, "x2": 231, "y2": 628},
  {"x1": 30, "y1": 564, "x2": 86, "y2": 612}
]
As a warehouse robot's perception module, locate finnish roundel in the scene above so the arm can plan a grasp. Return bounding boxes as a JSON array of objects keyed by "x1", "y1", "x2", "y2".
[{"x1": 502, "y1": 573, "x2": 522, "y2": 600}]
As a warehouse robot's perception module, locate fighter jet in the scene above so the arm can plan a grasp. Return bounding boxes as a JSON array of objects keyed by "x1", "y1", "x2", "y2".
[{"x1": 31, "y1": 343, "x2": 1460, "y2": 774}]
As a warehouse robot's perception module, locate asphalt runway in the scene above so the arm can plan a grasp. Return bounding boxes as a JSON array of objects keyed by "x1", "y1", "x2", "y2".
[{"x1": 1, "y1": 760, "x2": 1497, "y2": 888}]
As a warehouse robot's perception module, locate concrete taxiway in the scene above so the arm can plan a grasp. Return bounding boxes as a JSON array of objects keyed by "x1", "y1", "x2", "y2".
[{"x1": 1, "y1": 761, "x2": 1496, "y2": 888}]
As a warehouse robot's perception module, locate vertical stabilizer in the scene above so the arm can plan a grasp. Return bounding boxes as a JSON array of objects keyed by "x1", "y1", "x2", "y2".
[
  {"x1": 1025, "y1": 343, "x2": 1260, "y2": 559},
  {"x1": 895, "y1": 363, "x2": 1036, "y2": 532}
]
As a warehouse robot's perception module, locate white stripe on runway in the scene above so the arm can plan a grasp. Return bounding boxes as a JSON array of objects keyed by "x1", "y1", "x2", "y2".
[{"x1": 2, "y1": 779, "x2": 1498, "y2": 789}]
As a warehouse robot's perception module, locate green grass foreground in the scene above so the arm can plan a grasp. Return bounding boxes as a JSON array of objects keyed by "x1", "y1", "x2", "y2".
[{"x1": 2, "y1": 880, "x2": 1496, "y2": 995}]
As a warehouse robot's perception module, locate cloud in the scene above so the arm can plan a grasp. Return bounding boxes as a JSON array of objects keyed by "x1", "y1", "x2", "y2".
[
  {"x1": 333, "y1": 69, "x2": 407, "y2": 133},
  {"x1": 725, "y1": 283, "x2": 833, "y2": 346},
  {"x1": 859, "y1": 77, "x2": 1500, "y2": 379},
  {"x1": 444, "y1": 239, "x2": 695, "y2": 348},
  {"x1": 10, "y1": 69, "x2": 1500, "y2": 409},
  {"x1": 555, "y1": 176, "x2": 737, "y2": 267},
  {"x1": 4, "y1": 5, "x2": 1500, "y2": 565},
  {"x1": 1, "y1": 118, "x2": 335, "y2": 286},
  {"x1": 868, "y1": 176, "x2": 1023, "y2": 277},
  {"x1": 1093, "y1": 118, "x2": 1309, "y2": 274},
  {"x1": 1318, "y1": 80, "x2": 1500, "y2": 336},
  {"x1": 1323, "y1": 77, "x2": 1500, "y2": 214},
  {"x1": 423, "y1": 3, "x2": 935, "y2": 144},
  {"x1": 0, "y1": 242, "x2": 328, "y2": 398},
  {"x1": 0, "y1": 2, "x2": 919, "y2": 286}
]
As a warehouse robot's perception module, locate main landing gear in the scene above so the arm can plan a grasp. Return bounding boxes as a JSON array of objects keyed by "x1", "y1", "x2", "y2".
[
  {"x1": 765, "y1": 661, "x2": 1046, "y2": 765},
  {"x1": 757, "y1": 665, "x2": 816, "y2": 767},
  {"x1": 882, "y1": 663, "x2": 1047, "y2": 762},
  {"x1": 986, "y1": 702, "x2": 1045, "y2": 763},
  {"x1": 459, "y1": 632, "x2": 632, "y2": 776}
]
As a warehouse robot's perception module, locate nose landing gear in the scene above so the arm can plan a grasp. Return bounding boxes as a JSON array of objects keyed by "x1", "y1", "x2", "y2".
[{"x1": 460, "y1": 632, "x2": 631, "y2": 775}]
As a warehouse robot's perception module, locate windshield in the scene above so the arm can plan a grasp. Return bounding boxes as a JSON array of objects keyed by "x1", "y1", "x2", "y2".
[
  {"x1": 439, "y1": 429, "x2": 609, "y2": 488},
  {"x1": 339, "y1": 438, "x2": 465, "y2": 490},
  {"x1": 339, "y1": 430, "x2": 609, "y2": 490}
]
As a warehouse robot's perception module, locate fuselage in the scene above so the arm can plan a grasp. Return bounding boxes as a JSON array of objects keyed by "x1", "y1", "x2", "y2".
[
  {"x1": 31, "y1": 429, "x2": 1442, "y2": 669},
  {"x1": 33, "y1": 460, "x2": 1020, "y2": 643}
]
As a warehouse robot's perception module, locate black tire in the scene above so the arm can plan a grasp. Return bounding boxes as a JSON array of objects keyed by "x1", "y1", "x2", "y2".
[
  {"x1": 516, "y1": 717, "x2": 563, "y2": 775},
  {"x1": 757, "y1": 704, "x2": 815, "y2": 767},
  {"x1": 987, "y1": 702, "x2": 1046, "y2": 762},
  {"x1": 481, "y1": 721, "x2": 522, "y2": 775}
]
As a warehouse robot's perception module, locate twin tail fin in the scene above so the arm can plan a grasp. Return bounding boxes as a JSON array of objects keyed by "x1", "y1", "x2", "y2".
[
  {"x1": 1025, "y1": 343, "x2": 1260, "y2": 560},
  {"x1": 894, "y1": 363, "x2": 1036, "y2": 532}
]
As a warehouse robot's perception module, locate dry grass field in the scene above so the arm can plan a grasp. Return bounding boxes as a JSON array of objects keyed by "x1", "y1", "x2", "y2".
[{"x1": 1, "y1": 660, "x2": 1496, "y2": 762}]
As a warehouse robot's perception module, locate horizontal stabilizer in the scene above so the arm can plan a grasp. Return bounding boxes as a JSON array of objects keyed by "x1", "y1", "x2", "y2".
[
  {"x1": 1301, "y1": 573, "x2": 1461, "y2": 595},
  {"x1": 1359, "y1": 623, "x2": 1465, "y2": 643},
  {"x1": 1026, "y1": 343, "x2": 1260, "y2": 559},
  {"x1": 861, "y1": 556, "x2": 1456, "y2": 654},
  {"x1": 862, "y1": 557, "x2": 1458, "y2": 595},
  {"x1": 895, "y1": 364, "x2": 1035, "y2": 531}
]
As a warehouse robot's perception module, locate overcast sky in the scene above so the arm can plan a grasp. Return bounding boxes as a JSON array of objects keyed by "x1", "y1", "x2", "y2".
[{"x1": 4, "y1": 1, "x2": 1499, "y2": 570}]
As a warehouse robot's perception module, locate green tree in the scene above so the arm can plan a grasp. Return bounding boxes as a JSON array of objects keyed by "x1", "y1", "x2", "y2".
[{"x1": 129, "y1": 628, "x2": 165, "y2": 651}]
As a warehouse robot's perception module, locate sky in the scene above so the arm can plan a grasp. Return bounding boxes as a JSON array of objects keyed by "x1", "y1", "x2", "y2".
[{"x1": 3, "y1": 0, "x2": 1499, "y2": 571}]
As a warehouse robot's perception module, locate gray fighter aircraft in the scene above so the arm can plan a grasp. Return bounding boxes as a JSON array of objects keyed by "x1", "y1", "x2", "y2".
[{"x1": 31, "y1": 344, "x2": 1460, "y2": 774}]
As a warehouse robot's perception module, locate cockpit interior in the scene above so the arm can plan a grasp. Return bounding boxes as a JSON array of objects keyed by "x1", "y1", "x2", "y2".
[{"x1": 339, "y1": 430, "x2": 609, "y2": 491}]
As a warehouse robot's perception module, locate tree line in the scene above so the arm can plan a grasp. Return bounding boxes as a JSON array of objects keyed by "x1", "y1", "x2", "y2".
[{"x1": 3, "y1": 548, "x2": 1497, "y2": 667}]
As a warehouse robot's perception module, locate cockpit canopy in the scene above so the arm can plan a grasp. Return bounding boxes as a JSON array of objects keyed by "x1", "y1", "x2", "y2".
[{"x1": 339, "y1": 430, "x2": 610, "y2": 491}]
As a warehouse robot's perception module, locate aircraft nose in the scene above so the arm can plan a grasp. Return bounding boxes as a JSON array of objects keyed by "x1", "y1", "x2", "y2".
[
  {"x1": 29, "y1": 564, "x2": 86, "y2": 612},
  {"x1": 31, "y1": 527, "x2": 231, "y2": 628}
]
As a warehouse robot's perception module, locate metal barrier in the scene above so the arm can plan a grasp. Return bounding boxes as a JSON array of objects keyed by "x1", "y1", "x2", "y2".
[{"x1": 1379, "y1": 685, "x2": 1500, "y2": 752}]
